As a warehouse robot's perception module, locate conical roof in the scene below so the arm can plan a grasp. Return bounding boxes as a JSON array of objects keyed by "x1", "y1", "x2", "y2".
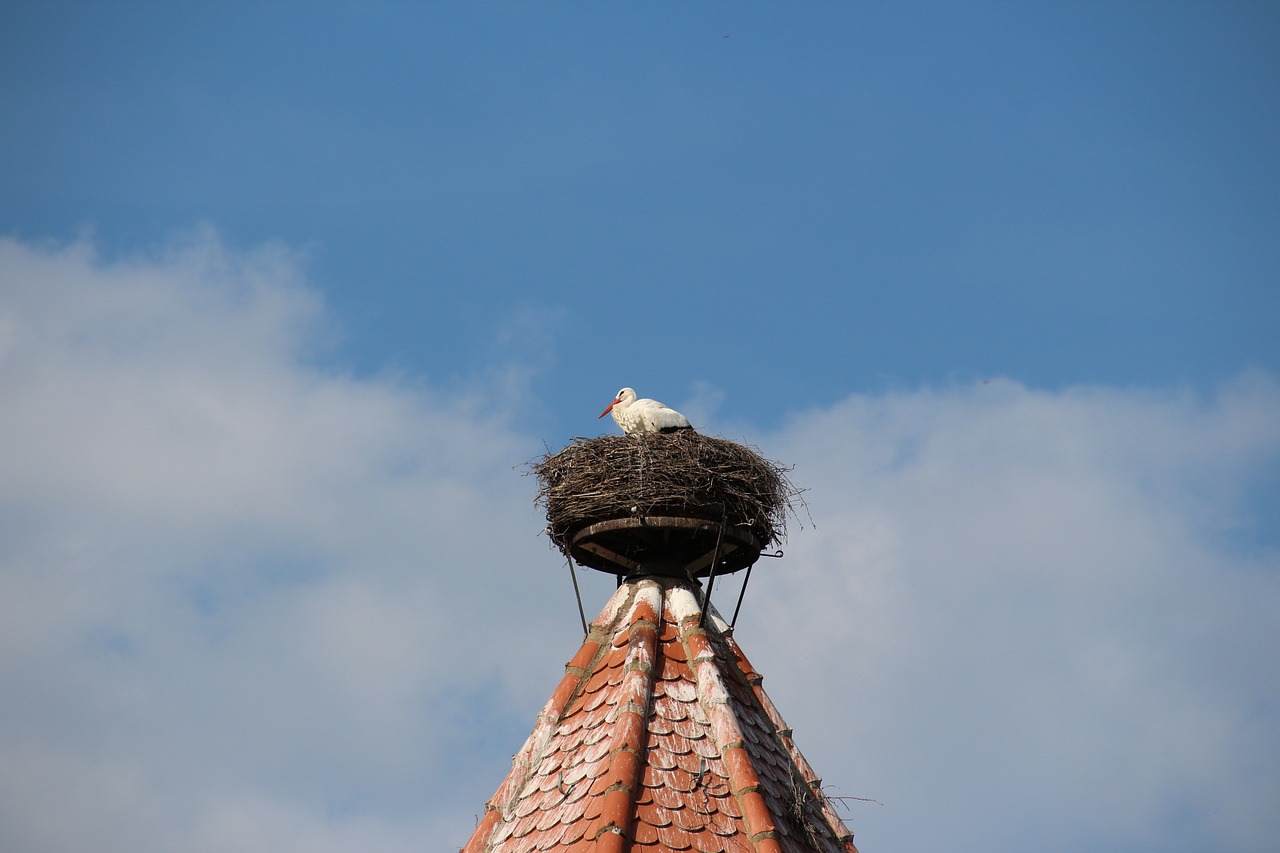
[{"x1": 462, "y1": 576, "x2": 858, "y2": 852}]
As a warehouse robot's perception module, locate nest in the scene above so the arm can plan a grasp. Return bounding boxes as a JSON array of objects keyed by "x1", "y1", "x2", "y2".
[{"x1": 532, "y1": 431, "x2": 801, "y2": 559}]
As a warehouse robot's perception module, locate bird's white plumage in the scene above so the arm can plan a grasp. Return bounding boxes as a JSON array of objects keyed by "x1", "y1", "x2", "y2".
[{"x1": 598, "y1": 387, "x2": 693, "y2": 435}]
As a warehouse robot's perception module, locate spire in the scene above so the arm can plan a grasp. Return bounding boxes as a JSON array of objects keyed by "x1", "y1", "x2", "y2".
[
  {"x1": 461, "y1": 577, "x2": 858, "y2": 852},
  {"x1": 462, "y1": 432, "x2": 858, "y2": 850}
]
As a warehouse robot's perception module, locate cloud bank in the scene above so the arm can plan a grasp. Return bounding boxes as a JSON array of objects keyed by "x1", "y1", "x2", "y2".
[
  {"x1": 1, "y1": 232, "x2": 1276, "y2": 852},
  {"x1": 753, "y1": 377, "x2": 1280, "y2": 851},
  {"x1": 0, "y1": 231, "x2": 570, "y2": 852}
]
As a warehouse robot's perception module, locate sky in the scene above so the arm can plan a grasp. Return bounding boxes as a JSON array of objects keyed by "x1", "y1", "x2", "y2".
[{"x1": 0, "y1": 2, "x2": 1277, "y2": 852}]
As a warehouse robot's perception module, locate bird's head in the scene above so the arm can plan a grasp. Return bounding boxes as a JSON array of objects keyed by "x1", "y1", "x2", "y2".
[{"x1": 598, "y1": 387, "x2": 635, "y2": 418}]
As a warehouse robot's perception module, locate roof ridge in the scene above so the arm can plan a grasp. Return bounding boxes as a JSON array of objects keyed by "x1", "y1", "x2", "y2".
[
  {"x1": 592, "y1": 580, "x2": 662, "y2": 849},
  {"x1": 727, "y1": 638, "x2": 859, "y2": 850},
  {"x1": 467, "y1": 585, "x2": 634, "y2": 847},
  {"x1": 672, "y1": 586, "x2": 784, "y2": 853}
]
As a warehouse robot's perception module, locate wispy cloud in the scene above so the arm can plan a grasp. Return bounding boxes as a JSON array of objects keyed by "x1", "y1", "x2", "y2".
[{"x1": 1, "y1": 232, "x2": 1276, "y2": 852}]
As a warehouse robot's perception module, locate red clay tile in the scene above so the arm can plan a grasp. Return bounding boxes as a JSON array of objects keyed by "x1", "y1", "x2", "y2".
[
  {"x1": 560, "y1": 819, "x2": 588, "y2": 845},
  {"x1": 656, "y1": 821, "x2": 697, "y2": 850},
  {"x1": 633, "y1": 819, "x2": 661, "y2": 845},
  {"x1": 580, "y1": 790, "x2": 605, "y2": 822}
]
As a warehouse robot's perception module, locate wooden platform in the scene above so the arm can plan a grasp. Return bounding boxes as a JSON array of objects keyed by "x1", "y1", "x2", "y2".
[{"x1": 569, "y1": 515, "x2": 764, "y2": 578}]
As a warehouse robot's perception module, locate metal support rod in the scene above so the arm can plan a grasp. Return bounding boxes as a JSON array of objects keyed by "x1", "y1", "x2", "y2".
[
  {"x1": 699, "y1": 509, "x2": 728, "y2": 628},
  {"x1": 730, "y1": 562, "x2": 754, "y2": 629},
  {"x1": 566, "y1": 555, "x2": 588, "y2": 637}
]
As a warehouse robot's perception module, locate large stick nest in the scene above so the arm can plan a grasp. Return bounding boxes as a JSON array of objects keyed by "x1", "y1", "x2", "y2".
[{"x1": 532, "y1": 431, "x2": 802, "y2": 556}]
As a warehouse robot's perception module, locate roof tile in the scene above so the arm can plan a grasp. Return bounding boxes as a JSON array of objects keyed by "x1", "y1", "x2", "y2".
[
  {"x1": 461, "y1": 578, "x2": 859, "y2": 853},
  {"x1": 656, "y1": 821, "x2": 696, "y2": 850},
  {"x1": 560, "y1": 819, "x2": 589, "y2": 845}
]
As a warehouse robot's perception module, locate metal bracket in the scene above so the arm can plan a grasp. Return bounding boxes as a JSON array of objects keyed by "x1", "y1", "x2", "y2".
[
  {"x1": 565, "y1": 555, "x2": 588, "y2": 637},
  {"x1": 698, "y1": 508, "x2": 728, "y2": 628}
]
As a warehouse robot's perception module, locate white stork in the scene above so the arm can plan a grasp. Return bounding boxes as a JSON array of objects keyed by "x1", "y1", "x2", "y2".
[{"x1": 598, "y1": 387, "x2": 694, "y2": 435}]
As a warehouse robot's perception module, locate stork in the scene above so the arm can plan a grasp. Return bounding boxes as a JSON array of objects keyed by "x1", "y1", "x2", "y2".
[{"x1": 599, "y1": 387, "x2": 694, "y2": 435}]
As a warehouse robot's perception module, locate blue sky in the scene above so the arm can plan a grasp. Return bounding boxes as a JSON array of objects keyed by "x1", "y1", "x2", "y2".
[
  {"x1": 5, "y1": 2, "x2": 1277, "y2": 433},
  {"x1": 2, "y1": 3, "x2": 1278, "y2": 852}
]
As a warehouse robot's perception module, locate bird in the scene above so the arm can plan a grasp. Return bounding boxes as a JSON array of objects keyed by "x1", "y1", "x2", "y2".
[{"x1": 598, "y1": 387, "x2": 694, "y2": 435}]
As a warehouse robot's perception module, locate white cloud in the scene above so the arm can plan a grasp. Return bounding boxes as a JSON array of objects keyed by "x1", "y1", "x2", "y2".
[
  {"x1": 1, "y1": 232, "x2": 1277, "y2": 852},
  {"x1": 0, "y1": 231, "x2": 574, "y2": 853},
  {"x1": 744, "y1": 378, "x2": 1280, "y2": 852}
]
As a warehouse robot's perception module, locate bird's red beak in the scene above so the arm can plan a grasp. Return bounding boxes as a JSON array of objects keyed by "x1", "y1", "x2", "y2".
[{"x1": 598, "y1": 398, "x2": 620, "y2": 418}]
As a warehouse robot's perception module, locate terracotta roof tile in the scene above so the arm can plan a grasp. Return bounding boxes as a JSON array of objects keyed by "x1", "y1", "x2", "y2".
[{"x1": 461, "y1": 578, "x2": 859, "y2": 853}]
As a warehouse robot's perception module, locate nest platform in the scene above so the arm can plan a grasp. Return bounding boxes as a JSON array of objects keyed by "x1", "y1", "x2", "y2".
[{"x1": 532, "y1": 432, "x2": 798, "y2": 578}]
